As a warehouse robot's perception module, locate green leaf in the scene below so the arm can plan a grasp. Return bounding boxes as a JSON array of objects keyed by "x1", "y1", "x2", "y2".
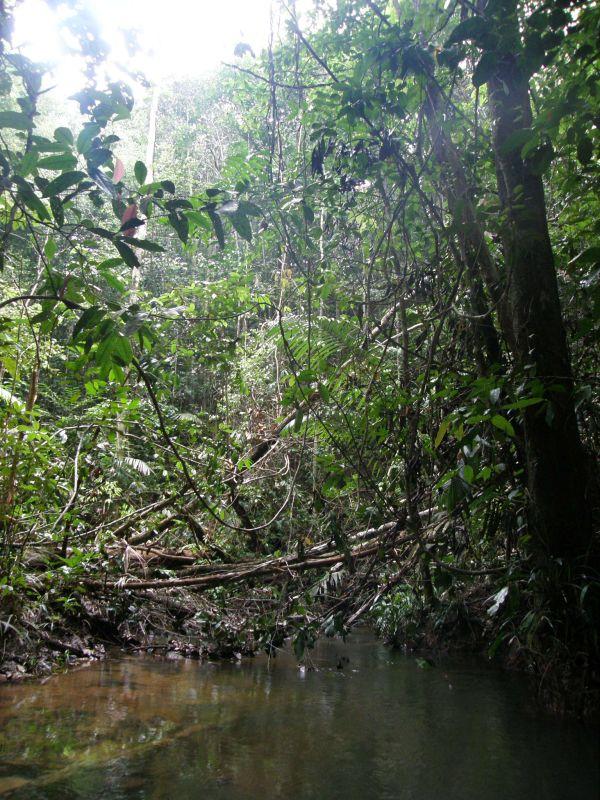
[
  {"x1": 88, "y1": 226, "x2": 115, "y2": 240},
  {"x1": 491, "y1": 414, "x2": 515, "y2": 436},
  {"x1": 302, "y1": 201, "x2": 315, "y2": 223},
  {"x1": 12, "y1": 176, "x2": 49, "y2": 220},
  {"x1": 112, "y1": 334, "x2": 133, "y2": 366},
  {"x1": 576, "y1": 136, "x2": 593, "y2": 166},
  {"x1": 42, "y1": 170, "x2": 86, "y2": 197},
  {"x1": 318, "y1": 383, "x2": 330, "y2": 402},
  {"x1": 134, "y1": 160, "x2": 148, "y2": 184},
  {"x1": 230, "y1": 211, "x2": 252, "y2": 242},
  {"x1": 96, "y1": 332, "x2": 118, "y2": 365},
  {"x1": 122, "y1": 237, "x2": 164, "y2": 253},
  {"x1": 499, "y1": 128, "x2": 535, "y2": 155},
  {"x1": 18, "y1": 150, "x2": 38, "y2": 177},
  {"x1": 0, "y1": 110, "x2": 30, "y2": 130},
  {"x1": 37, "y1": 153, "x2": 78, "y2": 171},
  {"x1": 72, "y1": 306, "x2": 106, "y2": 339},
  {"x1": 502, "y1": 397, "x2": 543, "y2": 410},
  {"x1": 168, "y1": 212, "x2": 189, "y2": 244},
  {"x1": 434, "y1": 416, "x2": 452, "y2": 448},
  {"x1": 114, "y1": 240, "x2": 140, "y2": 268},
  {"x1": 186, "y1": 210, "x2": 212, "y2": 231},
  {"x1": 44, "y1": 238, "x2": 57, "y2": 262},
  {"x1": 207, "y1": 209, "x2": 225, "y2": 248},
  {"x1": 97, "y1": 257, "x2": 124, "y2": 270},
  {"x1": 50, "y1": 196, "x2": 64, "y2": 226},
  {"x1": 443, "y1": 475, "x2": 470, "y2": 511},
  {"x1": 54, "y1": 127, "x2": 74, "y2": 146},
  {"x1": 446, "y1": 16, "x2": 490, "y2": 47},
  {"x1": 526, "y1": 142, "x2": 554, "y2": 176},
  {"x1": 238, "y1": 200, "x2": 262, "y2": 217},
  {"x1": 76, "y1": 124, "x2": 100, "y2": 155},
  {"x1": 472, "y1": 52, "x2": 497, "y2": 87},
  {"x1": 569, "y1": 246, "x2": 600, "y2": 266}
]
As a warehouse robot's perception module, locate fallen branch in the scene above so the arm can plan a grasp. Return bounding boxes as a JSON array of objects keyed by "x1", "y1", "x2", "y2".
[{"x1": 88, "y1": 522, "x2": 417, "y2": 592}]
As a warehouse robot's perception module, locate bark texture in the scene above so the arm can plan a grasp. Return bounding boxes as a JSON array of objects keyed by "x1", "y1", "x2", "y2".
[{"x1": 486, "y1": 0, "x2": 592, "y2": 559}]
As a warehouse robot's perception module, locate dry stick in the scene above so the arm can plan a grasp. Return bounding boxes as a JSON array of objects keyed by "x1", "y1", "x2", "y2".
[
  {"x1": 222, "y1": 61, "x2": 331, "y2": 90},
  {"x1": 124, "y1": 293, "x2": 412, "y2": 543},
  {"x1": 346, "y1": 560, "x2": 416, "y2": 626},
  {"x1": 134, "y1": 359, "x2": 302, "y2": 537},
  {"x1": 89, "y1": 529, "x2": 420, "y2": 592},
  {"x1": 119, "y1": 520, "x2": 402, "y2": 580},
  {"x1": 1, "y1": 237, "x2": 49, "y2": 521},
  {"x1": 50, "y1": 426, "x2": 96, "y2": 534}
]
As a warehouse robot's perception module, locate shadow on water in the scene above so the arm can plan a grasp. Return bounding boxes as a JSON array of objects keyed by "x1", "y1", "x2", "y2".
[{"x1": 0, "y1": 629, "x2": 598, "y2": 799}]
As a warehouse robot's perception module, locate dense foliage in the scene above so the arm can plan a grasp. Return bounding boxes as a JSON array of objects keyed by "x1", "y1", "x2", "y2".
[{"x1": 0, "y1": 0, "x2": 598, "y2": 713}]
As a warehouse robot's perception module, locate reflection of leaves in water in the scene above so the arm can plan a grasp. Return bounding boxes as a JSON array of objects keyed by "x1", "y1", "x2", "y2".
[
  {"x1": 0, "y1": 658, "x2": 262, "y2": 796},
  {"x1": 1, "y1": 635, "x2": 597, "y2": 800},
  {"x1": 0, "y1": 775, "x2": 29, "y2": 794}
]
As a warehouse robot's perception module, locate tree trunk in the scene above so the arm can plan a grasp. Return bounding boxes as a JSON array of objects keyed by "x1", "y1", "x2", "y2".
[
  {"x1": 486, "y1": 0, "x2": 591, "y2": 560},
  {"x1": 423, "y1": 79, "x2": 505, "y2": 371}
]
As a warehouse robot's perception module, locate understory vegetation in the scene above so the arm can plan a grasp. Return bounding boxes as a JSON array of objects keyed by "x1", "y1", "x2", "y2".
[{"x1": 0, "y1": 0, "x2": 598, "y2": 717}]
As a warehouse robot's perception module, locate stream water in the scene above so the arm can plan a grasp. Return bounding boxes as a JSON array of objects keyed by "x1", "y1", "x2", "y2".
[{"x1": 0, "y1": 630, "x2": 597, "y2": 799}]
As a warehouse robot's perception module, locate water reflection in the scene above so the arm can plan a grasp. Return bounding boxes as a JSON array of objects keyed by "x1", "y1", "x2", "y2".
[{"x1": 0, "y1": 631, "x2": 597, "y2": 799}]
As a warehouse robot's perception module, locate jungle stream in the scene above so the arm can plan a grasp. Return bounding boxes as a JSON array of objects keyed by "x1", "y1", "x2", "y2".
[{"x1": 0, "y1": 631, "x2": 597, "y2": 799}]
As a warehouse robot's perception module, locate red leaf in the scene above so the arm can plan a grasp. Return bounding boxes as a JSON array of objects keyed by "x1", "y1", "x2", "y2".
[
  {"x1": 121, "y1": 203, "x2": 138, "y2": 238},
  {"x1": 113, "y1": 158, "x2": 125, "y2": 184}
]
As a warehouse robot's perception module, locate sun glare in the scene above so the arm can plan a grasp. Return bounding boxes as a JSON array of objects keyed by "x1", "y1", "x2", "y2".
[{"x1": 12, "y1": 0, "x2": 278, "y2": 95}]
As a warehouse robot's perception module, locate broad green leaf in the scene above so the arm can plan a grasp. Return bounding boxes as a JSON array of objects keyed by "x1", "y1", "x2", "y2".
[
  {"x1": 18, "y1": 150, "x2": 38, "y2": 176},
  {"x1": 302, "y1": 201, "x2": 315, "y2": 223},
  {"x1": 114, "y1": 240, "x2": 140, "y2": 268},
  {"x1": 526, "y1": 142, "x2": 554, "y2": 176},
  {"x1": 186, "y1": 210, "x2": 212, "y2": 231},
  {"x1": 37, "y1": 153, "x2": 78, "y2": 171},
  {"x1": 76, "y1": 123, "x2": 100, "y2": 155},
  {"x1": 472, "y1": 52, "x2": 497, "y2": 86},
  {"x1": 207, "y1": 209, "x2": 225, "y2": 248},
  {"x1": 134, "y1": 160, "x2": 147, "y2": 184},
  {"x1": 72, "y1": 306, "x2": 106, "y2": 339},
  {"x1": 462, "y1": 465, "x2": 474, "y2": 484},
  {"x1": 96, "y1": 332, "x2": 118, "y2": 365},
  {"x1": 434, "y1": 416, "x2": 452, "y2": 448},
  {"x1": 122, "y1": 237, "x2": 164, "y2": 253},
  {"x1": 499, "y1": 128, "x2": 535, "y2": 155},
  {"x1": 54, "y1": 127, "x2": 74, "y2": 146},
  {"x1": 230, "y1": 211, "x2": 252, "y2": 242},
  {"x1": 491, "y1": 414, "x2": 515, "y2": 436},
  {"x1": 0, "y1": 110, "x2": 30, "y2": 130},
  {"x1": 446, "y1": 16, "x2": 490, "y2": 46},
  {"x1": 42, "y1": 170, "x2": 86, "y2": 197},
  {"x1": 318, "y1": 383, "x2": 330, "y2": 402},
  {"x1": 238, "y1": 200, "x2": 262, "y2": 217},
  {"x1": 13, "y1": 176, "x2": 49, "y2": 220},
  {"x1": 577, "y1": 136, "x2": 593, "y2": 166},
  {"x1": 50, "y1": 196, "x2": 64, "y2": 226},
  {"x1": 569, "y1": 246, "x2": 600, "y2": 266},
  {"x1": 168, "y1": 212, "x2": 189, "y2": 244},
  {"x1": 502, "y1": 397, "x2": 543, "y2": 410},
  {"x1": 112, "y1": 334, "x2": 133, "y2": 366},
  {"x1": 44, "y1": 238, "x2": 57, "y2": 262}
]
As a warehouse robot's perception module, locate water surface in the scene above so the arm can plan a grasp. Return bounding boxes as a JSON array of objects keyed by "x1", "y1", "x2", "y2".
[{"x1": 0, "y1": 630, "x2": 597, "y2": 799}]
